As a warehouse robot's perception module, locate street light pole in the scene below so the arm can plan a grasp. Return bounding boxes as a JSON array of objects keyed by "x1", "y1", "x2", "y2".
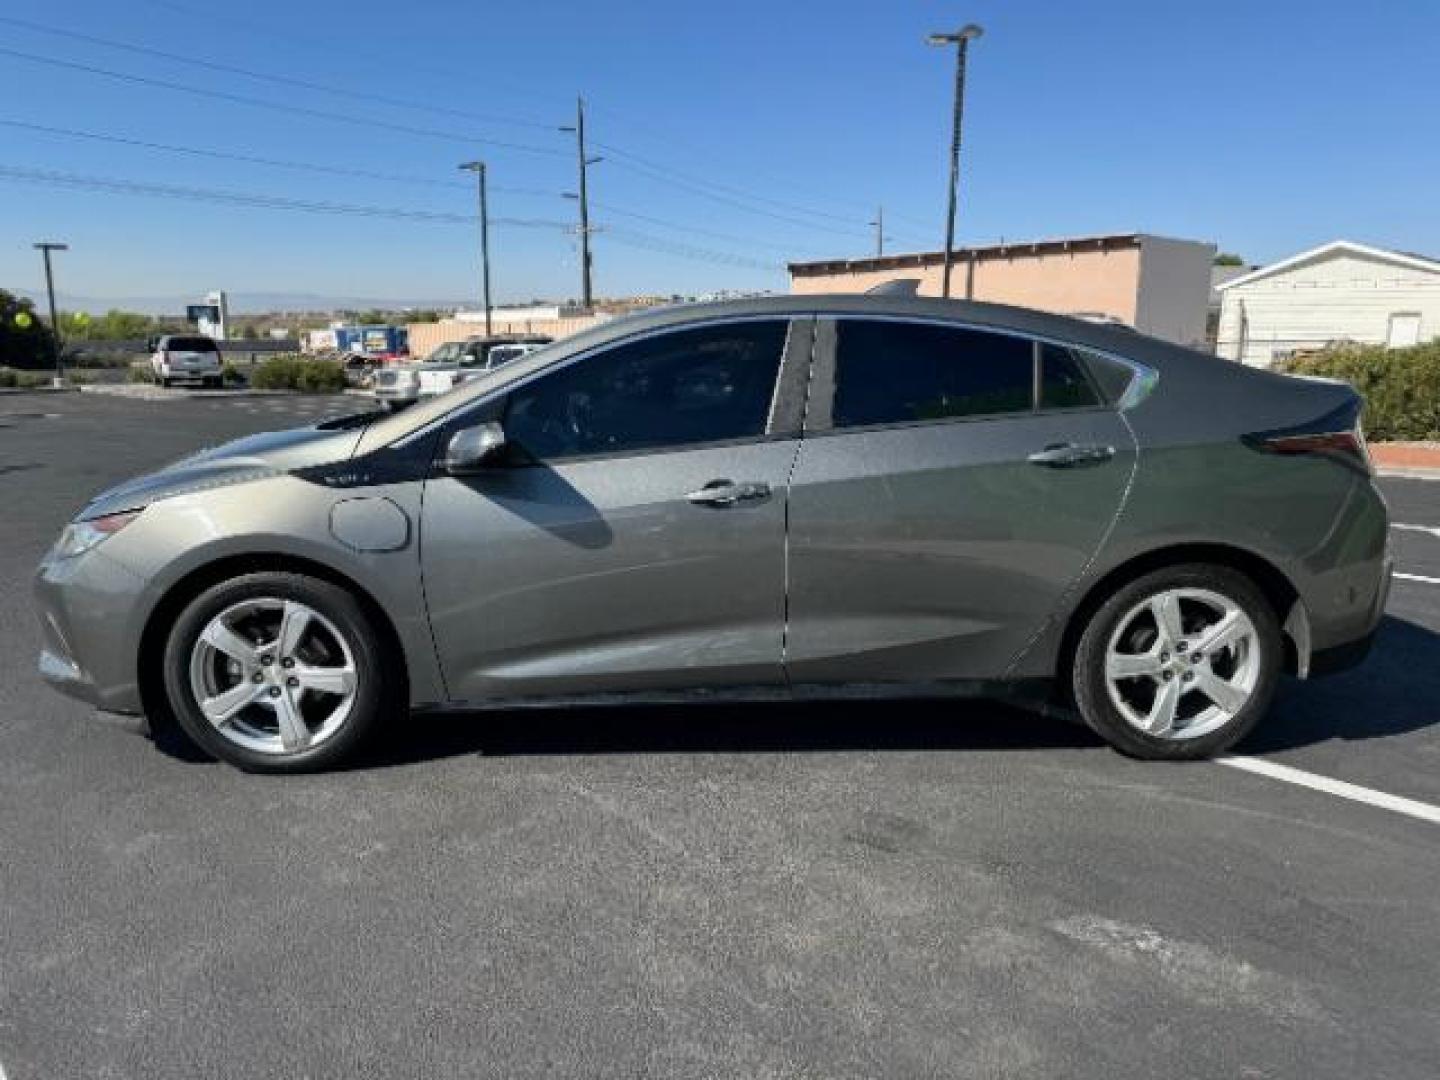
[
  {"x1": 33, "y1": 241, "x2": 68, "y2": 385},
  {"x1": 458, "y1": 161, "x2": 492, "y2": 336},
  {"x1": 870, "y1": 205, "x2": 885, "y2": 258},
  {"x1": 927, "y1": 24, "x2": 983, "y2": 298}
]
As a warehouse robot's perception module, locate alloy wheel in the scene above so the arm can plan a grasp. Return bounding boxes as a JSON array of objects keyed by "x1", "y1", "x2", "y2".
[
  {"x1": 1103, "y1": 587, "x2": 1261, "y2": 740},
  {"x1": 188, "y1": 597, "x2": 359, "y2": 755}
]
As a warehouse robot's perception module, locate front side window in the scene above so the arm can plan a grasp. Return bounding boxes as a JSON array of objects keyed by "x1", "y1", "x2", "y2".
[
  {"x1": 833, "y1": 320, "x2": 1034, "y2": 428},
  {"x1": 503, "y1": 320, "x2": 788, "y2": 460}
]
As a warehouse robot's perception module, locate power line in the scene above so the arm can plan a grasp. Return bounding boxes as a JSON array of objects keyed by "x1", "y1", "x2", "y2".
[
  {"x1": 136, "y1": 0, "x2": 560, "y2": 111},
  {"x1": 0, "y1": 14, "x2": 922, "y2": 242},
  {"x1": 0, "y1": 118, "x2": 558, "y2": 195},
  {"x1": 586, "y1": 101, "x2": 938, "y2": 233},
  {"x1": 0, "y1": 46, "x2": 568, "y2": 156},
  {"x1": 0, "y1": 164, "x2": 571, "y2": 227},
  {"x1": 595, "y1": 141, "x2": 866, "y2": 227},
  {"x1": 605, "y1": 228, "x2": 781, "y2": 273},
  {"x1": 1, "y1": 117, "x2": 830, "y2": 259},
  {"x1": 0, "y1": 164, "x2": 787, "y2": 274},
  {"x1": 591, "y1": 200, "x2": 814, "y2": 256},
  {"x1": 0, "y1": 15, "x2": 556, "y2": 133}
]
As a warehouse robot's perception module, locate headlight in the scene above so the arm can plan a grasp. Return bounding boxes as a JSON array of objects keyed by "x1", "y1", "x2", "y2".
[{"x1": 51, "y1": 510, "x2": 142, "y2": 560}]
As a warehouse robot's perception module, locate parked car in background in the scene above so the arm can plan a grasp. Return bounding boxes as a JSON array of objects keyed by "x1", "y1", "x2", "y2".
[
  {"x1": 36, "y1": 296, "x2": 1390, "y2": 772},
  {"x1": 150, "y1": 335, "x2": 223, "y2": 388},
  {"x1": 373, "y1": 335, "x2": 552, "y2": 411}
]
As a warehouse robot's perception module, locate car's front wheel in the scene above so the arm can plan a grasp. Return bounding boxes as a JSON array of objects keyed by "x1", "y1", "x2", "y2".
[
  {"x1": 1071, "y1": 564, "x2": 1281, "y2": 760},
  {"x1": 161, "y1": 572, "x2": 392, "y2": 772}
]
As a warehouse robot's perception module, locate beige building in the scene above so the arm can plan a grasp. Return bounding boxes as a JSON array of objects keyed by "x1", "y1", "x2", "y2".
[{"x1": 789, "y1": 232, "x2": 1215, "y2": 347}]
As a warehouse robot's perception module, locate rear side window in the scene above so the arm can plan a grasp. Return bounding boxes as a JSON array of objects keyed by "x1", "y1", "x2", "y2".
[
  {"x1": 165, "y1": 336, "x2": 217, "y2": 353},
  {"x1": 1040, "y1": 343, "x2": 1101, "y2": 409},
  {"x1": 833, "y1": 321, "x2": 1033, "y2": 427},
  {"x1": 504, "y1": 320, "x2": 788, "y2": 460}
]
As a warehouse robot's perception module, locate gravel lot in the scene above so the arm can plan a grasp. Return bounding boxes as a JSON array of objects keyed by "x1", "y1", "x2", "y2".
[{"x1": 2, "y1": 393, "x2": 1438, "y2": 1079}]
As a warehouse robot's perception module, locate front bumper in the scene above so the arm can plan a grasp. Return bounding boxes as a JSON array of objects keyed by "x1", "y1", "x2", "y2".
[{"x1": 34, "y1": 549, "x2": 148, "y2": 714}]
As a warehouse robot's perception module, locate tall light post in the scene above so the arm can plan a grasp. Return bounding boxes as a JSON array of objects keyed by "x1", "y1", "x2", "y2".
[
  {"x1": 458, "y1": 161, "x2": 492, "y2": 336},
  {"x1": 33, "y1": 241, "x2": 68, "y2": 385},
  {"x1": 927, "y1": 23, "x2": 983, "y2": 298}
]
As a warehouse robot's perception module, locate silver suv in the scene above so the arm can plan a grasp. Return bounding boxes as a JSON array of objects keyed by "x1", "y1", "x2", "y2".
[
  {"x1": 150, "y1": 334, "x2": 222, "y2": 388},
  {"x1": 36, "y1": 297, "x2": 1390, "y2": 772}
]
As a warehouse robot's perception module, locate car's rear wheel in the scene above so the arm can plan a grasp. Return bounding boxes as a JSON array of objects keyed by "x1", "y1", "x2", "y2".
[
  {"x1": 1072, "y1": 564, "x2": 1281, "y2": 760},
  {"x1": 161, "y1": 572, "x2": 391, "y2": 772}
]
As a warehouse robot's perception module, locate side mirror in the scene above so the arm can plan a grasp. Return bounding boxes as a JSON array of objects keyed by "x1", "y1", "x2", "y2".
[{"x1": 442, "y1": 421, "x2": 507, "y2": 473}]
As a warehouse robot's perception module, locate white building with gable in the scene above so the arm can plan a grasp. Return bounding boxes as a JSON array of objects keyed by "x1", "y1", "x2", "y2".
[{"x1": 1215, "y1": 240, "x2": 1440, "y2": 366}]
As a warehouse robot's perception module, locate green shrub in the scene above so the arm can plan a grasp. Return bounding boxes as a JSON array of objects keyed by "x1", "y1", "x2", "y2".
[
  {"x1": 221, "y1": 361, "x2": 246, "y2": 386},
  {"x1": 0, "y1": 367, "x2": 53, "y2": 388},
  {"x1": 250, "y1": 354, "x2": 346, "y2": 392},
  {"x1": 1280, "y1": 341, "x2": 1440, "y2": 442},
  {"x1": 250, "y1": 355, "x2": 304, "y2": 390},
  {"x1": 128, "y1": 362, "x2": 155, "y2": 383},
  {"x1": 296, "y1": 360, "x2": 346, "y2": 393}
]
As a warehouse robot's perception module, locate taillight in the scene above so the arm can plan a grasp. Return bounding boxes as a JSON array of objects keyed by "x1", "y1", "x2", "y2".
[{"x1": 1245, "y1": 414, "x2": 1372, "y2": 473}]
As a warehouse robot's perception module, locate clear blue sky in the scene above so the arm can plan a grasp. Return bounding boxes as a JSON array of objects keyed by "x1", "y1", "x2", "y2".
[{"x1": 2, "y1": 0, "x2": 1436, "y2": 309}]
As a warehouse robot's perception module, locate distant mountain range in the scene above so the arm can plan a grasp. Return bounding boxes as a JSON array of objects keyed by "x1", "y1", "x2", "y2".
[{"x1": 12, "y1": 288, "x2": 475, "y2": 315}]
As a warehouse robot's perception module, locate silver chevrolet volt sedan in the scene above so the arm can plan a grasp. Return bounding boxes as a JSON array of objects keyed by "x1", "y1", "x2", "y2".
[{"x1": 35, "y1": 296, "x2": 1391, "y2": 772}]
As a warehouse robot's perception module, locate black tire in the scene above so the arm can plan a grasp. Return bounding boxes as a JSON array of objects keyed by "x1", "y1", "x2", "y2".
[
  {"x1": 159, "y1": 376, "x2": 170, "y2": 388},
  {"x1": 204, "y1": 376, "x2": 221, "y2": 389},
  {"x1": 1071, "y1": 564, "x2": 1282, "y2": 760},
  {"x1": 161, "y1": 572, "x2": 393, "y2": 772}
]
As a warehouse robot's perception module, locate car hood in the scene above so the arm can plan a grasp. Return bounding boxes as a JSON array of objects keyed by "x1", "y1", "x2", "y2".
[{"x1": 79, "y1": 413, "x2": 374, "y2": 520}]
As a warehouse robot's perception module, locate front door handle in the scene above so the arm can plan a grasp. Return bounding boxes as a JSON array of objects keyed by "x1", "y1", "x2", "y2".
[
  {"x1": 685, "y1": 479, "x2": 771, "y2": 507},
  {"x1": 1027, "y1": 443, "x2": 1115, "y2": 468}
]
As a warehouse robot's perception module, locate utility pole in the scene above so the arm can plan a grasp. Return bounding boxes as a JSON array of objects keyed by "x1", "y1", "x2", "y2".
[
  {"x1": 927, "y1": 24, "x2": 983, "y2": 298},
  {"x1": 458, "y1": 161, "x2": 492, "y2": 336},
  {"x1": 560, "y1": 97, "x2": 602, "y2": 310},
  {"x1": 33, "y1": 241, "x2": 68, "y2": 385},
  {"x1": 870, "y1": 205, "x2": 886, "y2": 258}
]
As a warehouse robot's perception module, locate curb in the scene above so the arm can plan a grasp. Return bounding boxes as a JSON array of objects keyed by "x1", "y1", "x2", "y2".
[
  {"x1": 1376, "y1": 466, "x2": 1440, "y2": 481},
  {"x1": 0, "y1": 385, "x2": 81, "y2": 395},
  {"x1": 77, "y1": 385, "x2": 350, "y2": 400}
]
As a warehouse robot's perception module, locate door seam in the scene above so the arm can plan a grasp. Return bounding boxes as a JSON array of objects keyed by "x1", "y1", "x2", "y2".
[{"x1": 780, "y1": 316, "x2": 819, "y2": 684}]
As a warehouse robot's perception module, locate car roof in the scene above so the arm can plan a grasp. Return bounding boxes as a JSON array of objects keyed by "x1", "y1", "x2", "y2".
[{"x1": 538, "y1": 294, "x2": 1204, "y2": 369}]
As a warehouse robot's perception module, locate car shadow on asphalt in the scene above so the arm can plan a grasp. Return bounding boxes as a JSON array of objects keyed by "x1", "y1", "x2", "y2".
[
  {"x1": 358, "y1": 697, "x2": 1100, "y2": 769},
  {"x1": 152, "y1": 615, "x2": 1438, "y2": 769},
  {"x1": 1237, "y1": 614, "x2": 1440, "y2": 753}
]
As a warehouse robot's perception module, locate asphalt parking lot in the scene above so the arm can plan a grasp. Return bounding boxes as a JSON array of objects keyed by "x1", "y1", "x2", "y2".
[{"x1": 2, "y1": 392, "x2": 1438, "y2": 1079}]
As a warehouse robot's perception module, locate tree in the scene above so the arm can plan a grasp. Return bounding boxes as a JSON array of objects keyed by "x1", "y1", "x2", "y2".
[
  {"x1": 0, "y1": 289, "x2": 55, "y2": 369},
  {"x1": 1213, "y1": 253, "x2": 1246, "y2": 267}
]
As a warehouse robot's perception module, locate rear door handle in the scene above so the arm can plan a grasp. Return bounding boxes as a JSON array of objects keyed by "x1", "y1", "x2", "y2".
[
  {"x1": 1027, "y1": 443, "x2": 1115, "y2": 468},
  {"x1": 686, "y1": 479, "x2": 772, "y2": 506}
]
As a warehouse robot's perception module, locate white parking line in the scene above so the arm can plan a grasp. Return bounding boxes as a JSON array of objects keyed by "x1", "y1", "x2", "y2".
[
  {"x1": 1395, "y1": 572, "x2": 1440, "y2": 585},
  {"x1": 1393, "y1": 523, "x2": 1440, "y2": 538},
  {"x1": 1219, "y1": 756, "x2": 1440, "y2": 825}
]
